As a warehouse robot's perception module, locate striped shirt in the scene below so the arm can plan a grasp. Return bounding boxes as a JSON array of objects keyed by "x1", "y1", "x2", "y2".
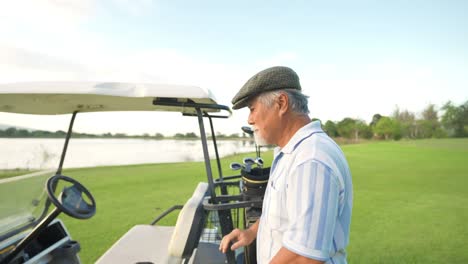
[{"x1": 257, "y1": 121, "x2": 353, "y2": 264}]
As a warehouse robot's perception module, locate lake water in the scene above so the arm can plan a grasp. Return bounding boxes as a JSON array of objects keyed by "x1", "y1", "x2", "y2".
[{"x1": 0, "y1": 138, "x2": 259, "y2": 169}]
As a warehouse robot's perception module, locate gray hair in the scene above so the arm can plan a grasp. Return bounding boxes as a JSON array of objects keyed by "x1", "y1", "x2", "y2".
[{"x1": 257, "y1": 89, "x2": 310, "y2": 114}]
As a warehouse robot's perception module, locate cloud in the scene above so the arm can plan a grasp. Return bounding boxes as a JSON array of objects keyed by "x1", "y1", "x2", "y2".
[
  {"x1": 0, "y1": 0, "x2": 99, "y2": 66},
  {"x1": 300, "y1": 75, "x2": 452, "y2": 123},
  {"x1": 112, "y1": 0, "x2": 155, "y2": 16},
  {"x1": 0, "y1": 45, "x2": 102, "y2": 83},
  {"x1": 0, "y1": 0, "x2": 93, "y2": 32},
  {"x1": 0, "y1": 45, "x2": 87, "y2": 72}
]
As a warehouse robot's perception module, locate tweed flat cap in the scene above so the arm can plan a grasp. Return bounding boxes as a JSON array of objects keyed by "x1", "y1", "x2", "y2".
[{"x1": 231, "y1": 66, "x2": 301, "y2": 110}]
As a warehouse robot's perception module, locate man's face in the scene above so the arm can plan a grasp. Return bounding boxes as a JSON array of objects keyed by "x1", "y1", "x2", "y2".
[{"x1": 247, "y1": 96, "x2": 280, "y2": 146}]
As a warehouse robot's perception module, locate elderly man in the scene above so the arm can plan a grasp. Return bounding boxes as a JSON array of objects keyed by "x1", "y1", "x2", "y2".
[{"x1": 219, "y1": 66, "x2": 353, "y2": 264}]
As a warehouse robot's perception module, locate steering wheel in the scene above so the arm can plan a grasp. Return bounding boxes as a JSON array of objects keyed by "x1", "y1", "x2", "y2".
[
  {"x1": 0, "y1": 175, "x2": 96, "y2": 264},
  {"x1": 46, "y1": 175, "x2": 96, "y2": 219}
]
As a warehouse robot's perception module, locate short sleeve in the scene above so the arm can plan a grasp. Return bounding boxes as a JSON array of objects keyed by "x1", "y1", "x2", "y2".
[{"x1": 282, "y1": 160, "x2": 340, "y2": 261}]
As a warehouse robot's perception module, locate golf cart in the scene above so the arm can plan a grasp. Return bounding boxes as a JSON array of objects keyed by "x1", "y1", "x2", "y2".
[{"x1": 0, "y1": 82, "x2": 270, "y2": 264}]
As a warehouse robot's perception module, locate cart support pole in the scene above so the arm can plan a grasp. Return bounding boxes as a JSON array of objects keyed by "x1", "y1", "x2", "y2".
[
  {"x1": 208, "y1": 115, "x2": 223, "y2": 180},
  {"x1": 208, "y1": 115, "x2": 228, "y2": 196},
  {"x1": 56, "y1": 111, "x2": 78, "y2": 175},
  {"x1": 196, "y1": 108, "x2": 216, "y2": 202},
  {"x1": 196, "y1": 108, "x2": 236, "y2": 264}
]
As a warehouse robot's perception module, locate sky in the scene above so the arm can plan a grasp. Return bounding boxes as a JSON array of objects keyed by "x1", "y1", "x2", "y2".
[{"x1": 0, "y1": 0, "x2": 467, "y2": 136}]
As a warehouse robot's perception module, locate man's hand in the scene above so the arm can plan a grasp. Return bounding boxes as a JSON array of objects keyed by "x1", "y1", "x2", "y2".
[
  {"x1": 219, "y1": 228, "x2": 257, "y2": 253},
  {"x1": 219, "y1": 220, "x2": 259, "y2": 253}
]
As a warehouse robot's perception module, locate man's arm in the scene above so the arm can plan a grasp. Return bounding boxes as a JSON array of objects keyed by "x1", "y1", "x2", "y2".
[
  {"x1": 219, "y1": 219, "x2": 259, "y2": 253},
  {"x1": 270, "y1": 247, "x2": 325, "y2": 264}
]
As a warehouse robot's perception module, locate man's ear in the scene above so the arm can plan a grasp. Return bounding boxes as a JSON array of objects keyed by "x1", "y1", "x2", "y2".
[{"x1": 277, "y1": 93, "x2": 289, "y2": 115}]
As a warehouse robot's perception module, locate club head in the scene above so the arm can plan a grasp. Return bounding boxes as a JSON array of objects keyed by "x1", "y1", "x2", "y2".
[
  {"x1": 255, "y1": 157, "x2": 264, "y2": 168},
  {"x1": 229, "y1": 162, "x2": 243, "y2": 171},
  {"x1": 241, "y1": 126, "x2": 254, "y2": 135},
  {"x1": 243, "y1": 157, "x2": 255, "y2": 172},
  {"x1": 243, "y1": 157, "x2": 255, "y2": 165}
]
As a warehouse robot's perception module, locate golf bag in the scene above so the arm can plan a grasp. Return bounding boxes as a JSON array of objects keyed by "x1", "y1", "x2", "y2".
[
  {"x1": 241, "y1": 167, "x2": 270, "y2": 201},
  {"x1": 240, "y1": 167, "x2": 270, "y2": 264}
]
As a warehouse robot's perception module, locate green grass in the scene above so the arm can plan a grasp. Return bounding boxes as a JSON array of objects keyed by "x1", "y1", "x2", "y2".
[
  {"x1": 343, "y1": 139, "x2": 468, "y2": 264},
  {"x1": 4, "y1": 139, "x2": 468, "y2": 263},
  {"x1": 0, "y1": 169, "x2": 37, "y2": 179}
]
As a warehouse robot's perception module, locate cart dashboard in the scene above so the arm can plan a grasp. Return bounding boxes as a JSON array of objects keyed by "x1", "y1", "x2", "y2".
[{"x1": 0, "y1": 220, "x2": 79, "y2": 264}]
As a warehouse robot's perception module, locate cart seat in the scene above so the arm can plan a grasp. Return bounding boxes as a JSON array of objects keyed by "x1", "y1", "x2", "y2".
[{"x1": 96, "y1": 182, "x2": 209, "y2": 264}]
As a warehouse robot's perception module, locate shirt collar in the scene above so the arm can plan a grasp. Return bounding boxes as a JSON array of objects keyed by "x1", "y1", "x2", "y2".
[{"x1": 275, "y1": 120, "x2": 324, "y2": 155}]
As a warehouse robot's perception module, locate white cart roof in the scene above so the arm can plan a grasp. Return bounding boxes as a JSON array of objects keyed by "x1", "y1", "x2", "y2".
[{"x1": 0, "y1": 82, "x2": 228, "y2": 115}]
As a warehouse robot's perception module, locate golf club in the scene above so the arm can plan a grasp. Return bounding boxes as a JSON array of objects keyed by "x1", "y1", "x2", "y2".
[
  {"x1": 241, "y1": 126, "x2": 261, "y2": 158},
  {"x1": 243, "y1": 157, "x2": 256, "y2": 172},
  {"x1": 241, "y1": 126, "x2": 254, "y2": 135},
  {"x1": 255, "y1": 157, "x2": 264, "y2": 168},
  {"x1": 229, "y1": 162, "x2": 243, "y2": 171}
]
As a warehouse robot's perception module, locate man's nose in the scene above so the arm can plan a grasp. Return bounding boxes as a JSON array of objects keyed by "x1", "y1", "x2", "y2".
[{"x1": 248, "y1": 113, "x2": 254, "y2": 125}]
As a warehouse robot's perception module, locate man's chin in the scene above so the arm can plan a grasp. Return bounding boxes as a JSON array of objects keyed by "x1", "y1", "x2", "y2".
[{"x1": 254, "y1": 133, "x2": 269, "y2": 147}]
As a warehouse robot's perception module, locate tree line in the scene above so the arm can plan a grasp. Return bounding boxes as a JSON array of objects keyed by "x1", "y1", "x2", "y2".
[
  {"x1": 322, "y1": 100, "x2": 468, "y2": 141},
  {"x1": 0, "y1": 128, "x2": 244, "y2": 140},
  {"x1": 0, "y1": 128, "x2": 162, "y2": 139},
  {"x1": 0, "y1": 128, "x2": 180, "y2": 139}
]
